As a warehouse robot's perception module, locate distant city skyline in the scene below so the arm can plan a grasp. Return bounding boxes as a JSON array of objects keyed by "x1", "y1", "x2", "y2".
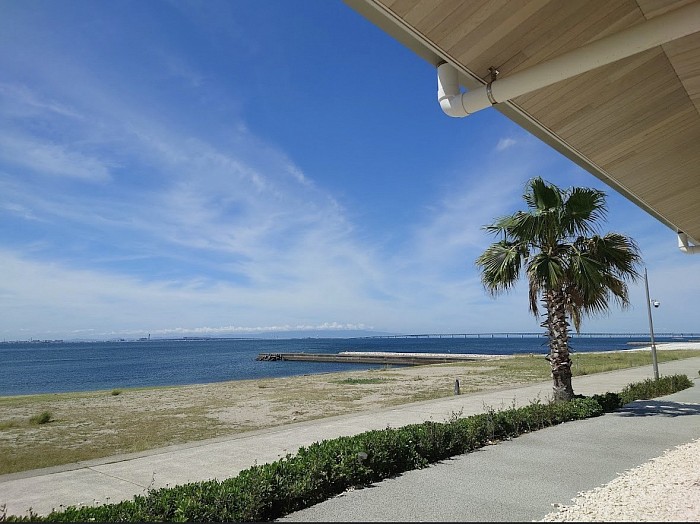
[{"x1": 1, "y1": 1, "x2": 697, "y2": 341}]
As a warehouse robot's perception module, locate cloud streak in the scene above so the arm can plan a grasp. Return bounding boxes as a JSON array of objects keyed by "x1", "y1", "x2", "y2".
[
  {"x1": 0, "y1": 135, "x2": 112, "y2": 182},
  {"x1": 495, "y1": 137, "x2": 517, "y2": 151}
]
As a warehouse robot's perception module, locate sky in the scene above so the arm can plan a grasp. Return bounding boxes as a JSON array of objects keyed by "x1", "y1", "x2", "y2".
[{"x1": 1, "y1": 0, "x2": 697, "y2": 341}]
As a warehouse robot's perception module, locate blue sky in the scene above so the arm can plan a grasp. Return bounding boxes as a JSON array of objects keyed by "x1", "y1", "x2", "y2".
[{"x1": 1, "y1": 1, "x2": 697, "y2": 340}]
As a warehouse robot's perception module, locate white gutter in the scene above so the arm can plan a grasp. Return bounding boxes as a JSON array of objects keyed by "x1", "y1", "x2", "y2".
[
  {"x1": 438, "y1": 1, "x2": 700, "y2": 117},
  {"x1": 678, "y1": 232, "x2": 700, "y2": 254}
]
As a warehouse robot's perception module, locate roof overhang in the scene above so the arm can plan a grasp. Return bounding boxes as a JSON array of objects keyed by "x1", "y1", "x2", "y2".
[{"x1": 345, "y1": 0, "x2": 700, "y2": 250}]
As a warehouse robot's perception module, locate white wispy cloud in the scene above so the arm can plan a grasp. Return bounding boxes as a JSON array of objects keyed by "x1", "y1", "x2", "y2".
[
  {"x1": 0, "y1": 74, "x2": 404, "y2": 338},
  {"x1": 128, "y1": 322, "x2": 372, "y2": 337},
  {"x1": 495, "y1": 137, "x2": 517, "y2": 151},
  {"x1": 0, "y1": 82, "x2": 83, "y2": 120},
  {"x1": 0, "y1": 201, "x2": 41, "y2": 221},
  {"x1": 0, "y1": 249, "x2": 384, "y2": 338},
  {"x1": 0, "y1": 135, "x2": 112, "y2": 182}
]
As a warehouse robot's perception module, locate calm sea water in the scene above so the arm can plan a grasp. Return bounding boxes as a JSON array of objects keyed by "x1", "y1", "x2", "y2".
[{"x1": 0, "y1": 335, "x2": 680, "y2": 396}]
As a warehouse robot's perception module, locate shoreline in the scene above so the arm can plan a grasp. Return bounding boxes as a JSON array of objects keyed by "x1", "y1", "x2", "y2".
[{"x1": 2, "y1": 342, "x2": 699, "y2": 399}]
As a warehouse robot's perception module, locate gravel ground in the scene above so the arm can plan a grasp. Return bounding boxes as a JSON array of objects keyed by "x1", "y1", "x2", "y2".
[{"x1": 540, "y1": 437, "x2": 700, "y2": 522}]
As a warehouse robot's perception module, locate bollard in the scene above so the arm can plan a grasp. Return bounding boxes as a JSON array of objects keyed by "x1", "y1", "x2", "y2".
[{"x1": 454, "y1": 379, "x2": 460, "y2": 395}]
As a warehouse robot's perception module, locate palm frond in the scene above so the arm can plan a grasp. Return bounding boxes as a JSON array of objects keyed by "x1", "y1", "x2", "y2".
[
  {"x1": 527, "y1": 252, "x2": 565, "y2": 289},
  {"x1": 475, "y1": 240, "x2": 525, "y2": 296},
  {"x1": 483, "y1": 215, "x2": 515, "y2": 238},
  {"x1": 563, "y1": 286, "x2": 584, "y2": 333},
  {"x1": 528, "y1": 279, "x2": 541, "y2": 317},
  {"x1": 563, "y1": 187, "x2": 607, "y2": 236},
  {"x1": 567, "y1": 235, "x2": 638, "y2": 318},
  {"x1": 578, "y1": 234, "x2": 642, "y2": 280},
  {"x1": 524, "y1": 177, "x2": 562, "y2": 212}
]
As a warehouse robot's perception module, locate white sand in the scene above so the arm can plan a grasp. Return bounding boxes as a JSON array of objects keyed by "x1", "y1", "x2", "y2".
[{"x1": 541, "y1": 438, "x2": 700, "y2": 522}]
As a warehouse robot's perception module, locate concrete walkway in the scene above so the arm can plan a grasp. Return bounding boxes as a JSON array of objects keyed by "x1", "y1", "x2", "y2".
[{"x1": 2, "y1": 356, "x2": 699, "y2": 519}]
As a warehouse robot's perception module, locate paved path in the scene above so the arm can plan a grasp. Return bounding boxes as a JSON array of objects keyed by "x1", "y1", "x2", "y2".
[{"x1": 2, "y1": 356, "x2": 699, "y2": 519}]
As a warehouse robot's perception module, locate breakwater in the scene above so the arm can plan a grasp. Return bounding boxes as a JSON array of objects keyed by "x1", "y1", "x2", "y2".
[{"x1": 256, "y1": 351, "x2": 510, "y2": 365}]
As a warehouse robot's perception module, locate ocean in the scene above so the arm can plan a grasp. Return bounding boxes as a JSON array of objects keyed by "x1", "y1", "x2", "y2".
[{"x1": 0, "y1": 335, "x2": 683, "y2": 396}]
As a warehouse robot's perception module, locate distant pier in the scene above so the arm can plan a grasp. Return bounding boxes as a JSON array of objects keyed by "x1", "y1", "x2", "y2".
[{"x1": 256, "y1": 351, "x2": 510, "y2": 366}]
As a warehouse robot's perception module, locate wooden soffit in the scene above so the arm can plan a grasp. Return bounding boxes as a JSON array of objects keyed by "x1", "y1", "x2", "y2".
[{"x1": 346, "y1": 0, "x2": 700, "y2": 247}]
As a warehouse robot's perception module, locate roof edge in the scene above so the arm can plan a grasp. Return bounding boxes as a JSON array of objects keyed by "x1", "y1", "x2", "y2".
[{"x1": 344, "y1": 0, "x2": 695, "y2": 244}]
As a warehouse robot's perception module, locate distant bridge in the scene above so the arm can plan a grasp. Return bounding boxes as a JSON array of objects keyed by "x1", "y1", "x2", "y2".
[{"x1": 357, "y1": 332, "x2": 700, "y2": 340}]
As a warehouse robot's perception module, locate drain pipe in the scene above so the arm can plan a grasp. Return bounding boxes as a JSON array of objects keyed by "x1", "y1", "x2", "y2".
[
  {"x1": 678, "y1": 232, "x2": 700, "y2": 254},
  {"x1": 438, "y1": 1, "x2": 700, "y2": 117}
]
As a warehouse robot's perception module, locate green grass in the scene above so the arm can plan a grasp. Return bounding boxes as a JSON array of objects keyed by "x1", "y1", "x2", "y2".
[
  {"x1": 454, "y1": 349, "x2": 700, "y2": 380},
  {"x1": 571, "y1": 349, "x2": 700, "y2": 376},
  {"x1": 28, "y1": 411, "x2": 53, "y2": 425}
]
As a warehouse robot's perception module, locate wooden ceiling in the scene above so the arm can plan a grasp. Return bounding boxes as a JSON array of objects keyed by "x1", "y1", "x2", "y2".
[{"x1": 346, "y1": 0, "x2": 700, "y2": 247}]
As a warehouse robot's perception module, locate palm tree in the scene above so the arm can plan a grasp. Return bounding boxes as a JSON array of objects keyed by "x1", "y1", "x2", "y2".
[{"x1": 476, "y1": 177, "x2": 642, "y2": 401}]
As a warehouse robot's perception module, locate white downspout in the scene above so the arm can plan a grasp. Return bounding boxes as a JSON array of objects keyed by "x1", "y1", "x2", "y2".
[
  {"x1": 678, "y1": 232, "x2": 700, "y2": 254},
  {"x1": 437, "y1": 1, "x2": 700, "y2": 117}
]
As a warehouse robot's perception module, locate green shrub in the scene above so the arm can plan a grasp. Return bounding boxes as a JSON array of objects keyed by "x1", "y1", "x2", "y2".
[
  {"x1": 28, "y1": 411, "x2": 52, "y2": 425},
  {"x1": 7, "y1": 375, "x2": 691, "y2": 523},
  {"x1": 111, "y1": 389, "x2": 122, "y2": 396},
  {"x1": 619, "y1": 374, "x2": 693, "y2": 405},
  {"x1": 583, "y1": 374, "x2": 694, "y2": 413},
  {"x1": 588, "y1": 391, "x2": 624, "y2": 412}
]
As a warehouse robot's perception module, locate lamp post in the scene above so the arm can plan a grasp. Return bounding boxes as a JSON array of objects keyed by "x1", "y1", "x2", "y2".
[{"x1": 644, "y1": 267, "x2": 659, "y2": 380}]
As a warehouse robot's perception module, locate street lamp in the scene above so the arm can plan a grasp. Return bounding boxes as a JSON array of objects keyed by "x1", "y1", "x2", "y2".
[{"x1": 644, "y1": 267, "x2": 659, "y2": 380}]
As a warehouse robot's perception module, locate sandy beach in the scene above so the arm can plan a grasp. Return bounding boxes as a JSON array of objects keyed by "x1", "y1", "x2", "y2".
[
  {"x1": 2, "y1": 343, "x2": 699, "y2": 475},
  {"x1": 0, "y1": 358, "x2": 534, "y2": 474}
]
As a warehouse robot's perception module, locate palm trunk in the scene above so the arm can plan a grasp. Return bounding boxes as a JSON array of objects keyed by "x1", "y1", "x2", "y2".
[{"x1": 543, "y1": 288, "x2": 574, "y2": 401}]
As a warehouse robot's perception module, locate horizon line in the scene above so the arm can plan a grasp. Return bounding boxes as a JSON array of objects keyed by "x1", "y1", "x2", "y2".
[{"x1": 5, "y1": 331, "x2": 700, "y2": 343}]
